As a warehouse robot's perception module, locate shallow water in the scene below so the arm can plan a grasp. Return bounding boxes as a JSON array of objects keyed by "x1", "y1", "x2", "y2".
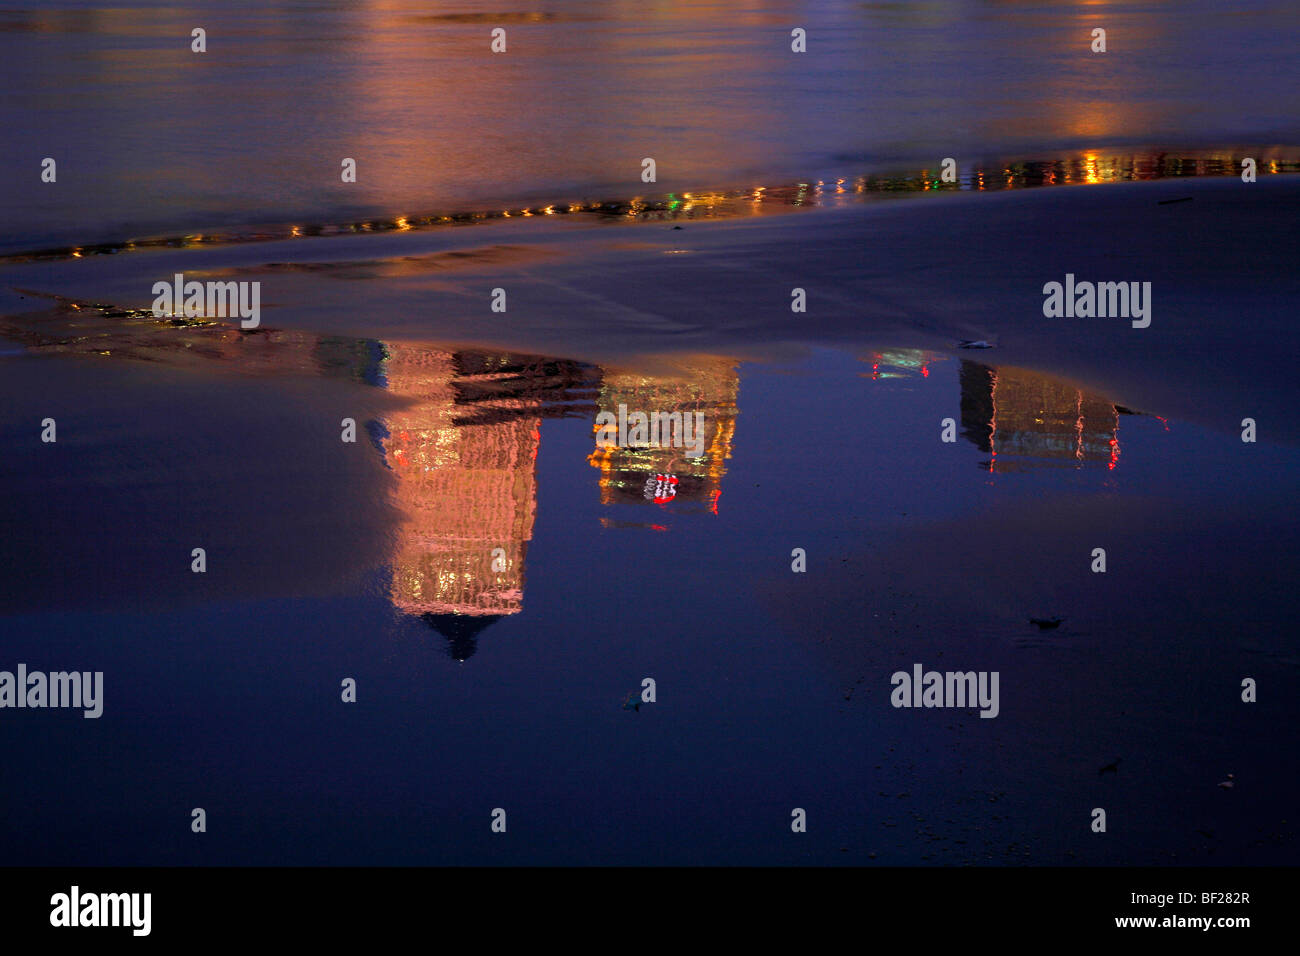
[
  {"x1": 0, "y1": 318, "x2": 1295, "y2": 864},
  {"x1": 4, "y1": 0, "x2": 1298, "y2": 252}
]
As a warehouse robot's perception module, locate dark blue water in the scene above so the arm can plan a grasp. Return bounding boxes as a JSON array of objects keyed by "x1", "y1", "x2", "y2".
[{"x1": 1, "y1": 340, "x2": 1294, "y2": 865}]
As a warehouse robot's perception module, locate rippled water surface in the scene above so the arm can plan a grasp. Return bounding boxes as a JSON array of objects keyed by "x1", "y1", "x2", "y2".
[{"x1": 3, "y1": 0, "x2": 1298, "y2": 251}]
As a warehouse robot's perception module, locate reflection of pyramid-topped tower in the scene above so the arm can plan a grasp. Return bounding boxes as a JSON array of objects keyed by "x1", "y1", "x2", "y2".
[
  {"x1": 381, "y1": 346, "x2": 540, "y2": 628},
  {"x1": 420, "y1": 612, "x2": 507, "y2": 661},
  {"x1": 380, "y1": 347, "x2": 599, "y2": 658}
]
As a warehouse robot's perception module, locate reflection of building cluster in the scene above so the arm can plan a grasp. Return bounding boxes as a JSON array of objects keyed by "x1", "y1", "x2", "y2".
[
  {"x1": 959, "y1": 362, "x2": 1120, "y2": 472},
  {"x1": 20, "y1": 296, "x2": 745, "y2": 655},
  {"x1": 586, "y1": 358, "x2": 739, "y2": 513},
  {"x1": 863, "y1": 351, "x2": 1126, "y2": 473}
]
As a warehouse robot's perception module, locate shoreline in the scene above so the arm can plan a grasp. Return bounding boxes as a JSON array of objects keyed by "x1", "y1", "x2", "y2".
[
  {"x1": 4, "y1": 146, "x2": 1298, "y2": 262},
  {"x1": 3, "y1": 174, "x2": 1298, "y2": 444}
]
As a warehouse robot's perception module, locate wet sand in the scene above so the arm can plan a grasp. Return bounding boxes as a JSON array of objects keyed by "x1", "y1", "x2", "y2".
[{"x1": 5, "y1": 174, "x2": 1299, "y2": 441}]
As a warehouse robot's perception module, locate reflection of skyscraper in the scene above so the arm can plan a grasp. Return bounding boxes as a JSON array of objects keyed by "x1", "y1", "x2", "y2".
[
  {"x1": 586, "y1": 358, "x2": 739, "y2": 514},
  {"x1": 381, "y1": 348, "x2": 595, "y2": 659},
  {"x1": 959, "y1": 361, "x2": 1120, "y2": 472}
]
